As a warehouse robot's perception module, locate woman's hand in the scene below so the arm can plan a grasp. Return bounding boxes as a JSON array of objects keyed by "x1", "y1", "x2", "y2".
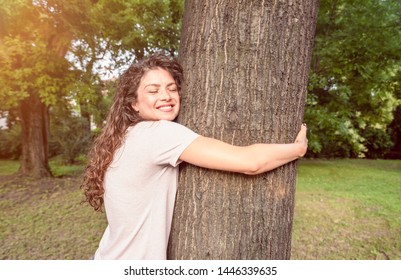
[{"x1": 294, "y1": 123, "x2": 308, "y2": 157}]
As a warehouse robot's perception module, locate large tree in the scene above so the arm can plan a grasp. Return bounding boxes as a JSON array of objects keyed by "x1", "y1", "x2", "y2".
[
  {"x1": 0, "y1": 0, "x2": 74, "y2": 177},
  {"x1": 168, "y1": 0, "x2": 319, "y2": 259}
]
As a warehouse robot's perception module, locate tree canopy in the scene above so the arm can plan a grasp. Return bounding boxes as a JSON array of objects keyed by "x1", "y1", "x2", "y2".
[
  {"x1": 0, "y1": 0, "x2": 72, "y2": 110},
  {"x1": 306, "y1": 0, "x2": 401, "y2": 158}
]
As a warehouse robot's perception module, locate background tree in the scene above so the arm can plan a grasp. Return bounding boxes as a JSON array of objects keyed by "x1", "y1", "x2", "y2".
[
  {"x1": 168, "y1": 0, "x2": 319, "y2": 259},
  {"x1": 0, "y1": 0, "x2": 74, "y2": 177},
  {"x1": 305, "y1": 0, "x2": 401, "y2": 158}
]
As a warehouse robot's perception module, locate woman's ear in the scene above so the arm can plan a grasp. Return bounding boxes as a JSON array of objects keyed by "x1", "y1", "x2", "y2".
[{"x1": 131, "y1": 102, "x2": 139, "y2": 112}]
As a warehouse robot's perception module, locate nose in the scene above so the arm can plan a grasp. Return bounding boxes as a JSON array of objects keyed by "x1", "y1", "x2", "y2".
[{"x1": 160, "y1": 89, "x2": 171, "y2": 101}]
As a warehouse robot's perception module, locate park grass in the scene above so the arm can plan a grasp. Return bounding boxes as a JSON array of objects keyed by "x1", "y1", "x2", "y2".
[
  {"x1": 291, "y1": 159, "x2": 401, "y2": 260},
  {"x1": 0, "y1": 159, "x2": 107, "y2": 260},
  {"x1": 0, "y1": 160, "x2": 20, "y2": 176},
  {"x1": 0, "y1": 158, "x2": 400, "y2": 259}
]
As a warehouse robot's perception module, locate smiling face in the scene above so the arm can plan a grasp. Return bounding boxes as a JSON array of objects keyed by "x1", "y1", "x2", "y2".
[{"x1": 132, "y1": 67, "x2": 180, "y2": 121}]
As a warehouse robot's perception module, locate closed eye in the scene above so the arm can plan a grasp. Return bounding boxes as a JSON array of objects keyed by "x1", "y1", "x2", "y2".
[{"x1": 146, "y1": 87, "x2": 159, "y2": 94}]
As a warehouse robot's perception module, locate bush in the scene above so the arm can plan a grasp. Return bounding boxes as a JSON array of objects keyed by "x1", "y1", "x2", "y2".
[
  {"x1": 50, "y1": 116, "x2": 91, "y2": 164},
  {"x1": 0, "y1": 124, "x2": 21, "y2": 159},
  {"x1": 362, "y1": 126, "x2": 394, "y2": 159}
]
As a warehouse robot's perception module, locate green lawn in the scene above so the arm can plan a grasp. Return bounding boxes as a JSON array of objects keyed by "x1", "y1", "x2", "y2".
[
  {"x1": 0, "y1": 159, "x2": 400, "y2": 259},
  {"x1": 0, "y1": 160, "x2": 107, "y2": 260},
  {"x1": 292, "y1": 159, "x2": 401, "y2": 260},
  {"x1": 0, "y1": 160, "x2": 20, "y2": 176}
]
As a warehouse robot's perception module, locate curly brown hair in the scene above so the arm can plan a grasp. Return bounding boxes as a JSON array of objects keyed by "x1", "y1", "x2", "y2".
[{"x1": 81, "y1": 53, "x2": 184, "y2": 211}]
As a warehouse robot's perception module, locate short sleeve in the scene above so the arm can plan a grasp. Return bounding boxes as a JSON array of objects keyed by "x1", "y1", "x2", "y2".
[{"x1": 150, "y1": 121, "x2": 199, "y2": 167}]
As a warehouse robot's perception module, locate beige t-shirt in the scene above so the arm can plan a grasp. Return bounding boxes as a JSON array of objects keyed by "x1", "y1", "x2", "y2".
[{"x1": 94, "y1": 121, "x2": 199, "y2": 260}]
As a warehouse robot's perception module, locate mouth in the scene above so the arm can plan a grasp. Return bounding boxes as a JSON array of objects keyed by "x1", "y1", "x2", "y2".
[{"x1": 156, "y1": 104, "x2": 174, "y2": 112}]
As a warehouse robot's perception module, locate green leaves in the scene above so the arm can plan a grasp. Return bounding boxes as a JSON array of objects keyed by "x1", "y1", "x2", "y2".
[
  {"x1": 306, "y1": 0, "x2": 401, "y2": 158},
  {"x1": 0, "y1": 0, "x2": 74, "y2": 110}
]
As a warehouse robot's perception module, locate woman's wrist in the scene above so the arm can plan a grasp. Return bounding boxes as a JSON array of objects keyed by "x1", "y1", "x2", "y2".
[{"x1": 296, "y1": 141, "x2": 307, "y2": 158}]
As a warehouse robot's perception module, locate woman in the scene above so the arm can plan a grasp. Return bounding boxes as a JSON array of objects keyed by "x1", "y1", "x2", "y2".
[{"x1": 81, "y1": 53, "x2": 308, "y2": 260}]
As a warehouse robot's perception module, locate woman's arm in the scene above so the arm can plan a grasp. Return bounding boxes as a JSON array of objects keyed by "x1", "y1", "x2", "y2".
[{"x1": 179, "y1": 124, "x2": 308, "y2": 175}]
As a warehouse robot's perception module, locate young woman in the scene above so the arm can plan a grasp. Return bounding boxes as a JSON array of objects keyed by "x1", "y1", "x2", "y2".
[{"x1": 81, "y1": 53, "x2": 308, "y2": 260}]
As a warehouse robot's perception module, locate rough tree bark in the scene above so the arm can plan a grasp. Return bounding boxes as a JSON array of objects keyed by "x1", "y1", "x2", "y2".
[
  {"x1": 18, "y1": 92, "x2": 51, "y2": 177},
  {"x1": 168, "y1": 0, "x2": 319, "y2": 259}
]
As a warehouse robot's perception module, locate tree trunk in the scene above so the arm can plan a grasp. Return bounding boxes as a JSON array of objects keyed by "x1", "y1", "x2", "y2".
[
  {"x1": 388, "y1": 106, "x2": 401, "y2": 159},
  {"x1": 168, "y1": 0, "x2": 319, "y2": 259},
  {"x1": 18, "y1": 92, "x2": 52, "y2": 177},
  {"x1": 79, "y1": 100, "x2": 92, "y2": 135}
]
